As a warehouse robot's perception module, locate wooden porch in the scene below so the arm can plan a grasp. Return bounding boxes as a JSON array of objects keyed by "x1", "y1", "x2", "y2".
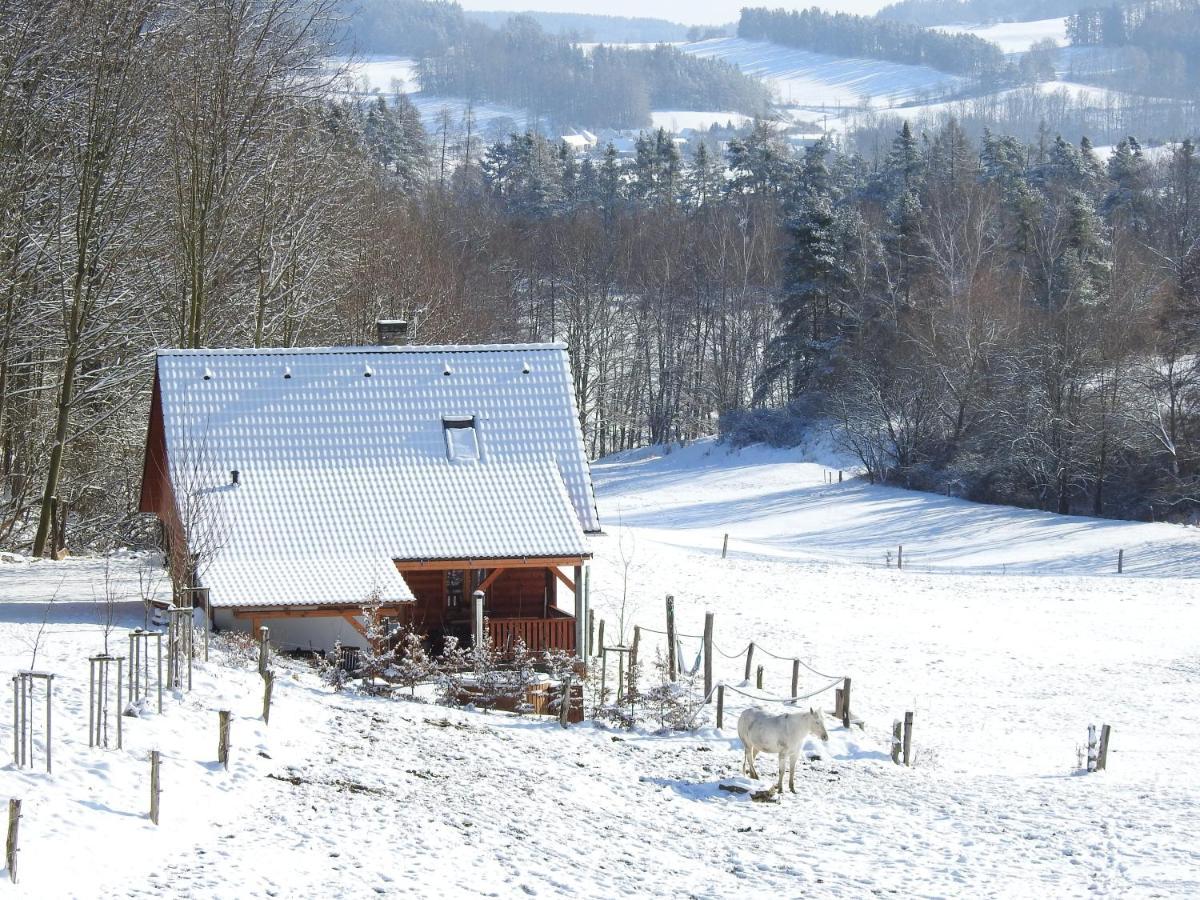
[{"x1": 395, "y1": 555, "x2": 586, "y2": 656}]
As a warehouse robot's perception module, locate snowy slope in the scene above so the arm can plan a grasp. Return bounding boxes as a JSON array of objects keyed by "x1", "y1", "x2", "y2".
[
  {"x1": 2, "y1": 442, "x2": 1199, "y2": 897},
  {"x1": 681, "y1": 37, "x2": 967, "y2": 111},
  {"x1": 935, "y1": 17, "x2": 1069, "y2": 54}
]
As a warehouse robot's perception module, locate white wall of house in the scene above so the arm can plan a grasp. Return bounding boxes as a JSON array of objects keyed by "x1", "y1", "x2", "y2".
[{"x1": 213, "y1": 609, "x2": 362, "y2": 654}]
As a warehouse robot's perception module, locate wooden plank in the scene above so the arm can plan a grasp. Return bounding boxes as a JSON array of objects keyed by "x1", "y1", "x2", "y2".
[
  {"x1": 550, "y1": 567, "x2": 576, "y2": 592},
  {"x1": 396, "y1": 555, "x2": 590, "y2": 570},
  {"x1": 477, "y1": 569, "x2": 504, "y2": 593}
]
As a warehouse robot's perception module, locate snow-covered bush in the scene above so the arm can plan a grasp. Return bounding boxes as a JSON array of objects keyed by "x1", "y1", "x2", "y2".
[{"x1": 639, "y1": 648, "x2": 707, "y2": 731}]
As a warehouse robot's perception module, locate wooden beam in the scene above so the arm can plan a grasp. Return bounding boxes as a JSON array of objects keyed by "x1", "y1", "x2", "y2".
[
  {"x1": 477, "y1": 569, "x2": 504, "y2": 593},
  {"x1": 396, "y1": 555, "x2": 589, "y2": 570},
  {"x1": 550, "y1": 567, "x2": 575, "y2": 592},
  {"x1": 230, "y1": 606, "x2": 411, "y2": 621},
  {"x1": 342, "y1": 613, "x2": 369, "y2": 640}
]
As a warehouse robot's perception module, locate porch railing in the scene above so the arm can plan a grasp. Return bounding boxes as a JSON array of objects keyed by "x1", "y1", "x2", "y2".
[{"x1": 488, "y1": 613, "x2": 576, "y2": 653}]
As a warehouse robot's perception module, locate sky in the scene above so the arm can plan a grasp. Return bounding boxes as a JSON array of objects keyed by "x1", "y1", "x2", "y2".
[{"x1": 459, "y1": 0, "x2": 893, "y2": 28}]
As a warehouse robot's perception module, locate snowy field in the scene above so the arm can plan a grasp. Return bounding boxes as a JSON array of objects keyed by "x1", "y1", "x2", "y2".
[
  {"x1": 330, "y1": 56, "x2": 539, "y2": 137},
  {"x1": 2, "y1": 440, "x2": 1200, "y2": 896},
  {"x1": 935, "y1": 17, "x2": 1069, "y2": 54},
  {"x1": 681, "y1": 37, "x2": 967, "y2": 112}
]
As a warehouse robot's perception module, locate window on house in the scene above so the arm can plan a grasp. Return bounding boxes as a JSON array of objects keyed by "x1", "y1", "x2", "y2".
[{"x1": 443, "y1": 415, "x2": 479, "y2": 460}]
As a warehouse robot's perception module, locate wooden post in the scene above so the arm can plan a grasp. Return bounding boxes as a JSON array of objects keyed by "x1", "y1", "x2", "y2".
[
  {"x1": 628, "y1": 626, "x2": 640, "y2": 701},
  {"x1": 702, "y1": 612, "x2": 714, "y2": 700},
  {"x1": 665, "y1": 595, "x2": 677, "y2": 682},
  {"x1": 841, "y1": 677, "x2": 852, "y2": 728},
  {"x1": 472, "y1": 590, "x2": 485, "y2": 659},
  {"x1": 150, "y1": 751, "x2": 161, "y2": 825},
  {"x1": 744, "y1": 642, "x2": 755, "y2": 683},
  {"x1": 721, "y1": 534, "x2": 728, "y2": 559},
  {"x1": 1097, "y1": 724, "x2": 1112, "y2": 771},
  {"x1": 573, "y1": 565, "x2": 585, "y2": 662},
  {"x1": 1117, "y1": 549, "x2": 1124, "y2": 574},
  {"x1": 558, "y1": 676, "x2": 572, "y2": 728},
  {"x1": 902, "y1": 711, "x2": 914, "y2": 766},
  {"x1": 600, "y1": 647, "x2": 608, "y2": 702},
  {"x1": 716, "y1": 684, "x2": 725, "y2": 729},
  {"x1": 838, "y1": 470, "x2": 843, "y2": 483},
  {"x1": 596, "y1": 620, "x2": 605, "y2": 661},
  {"x1": 257, "y1": 626, "x2": 270, "y2": 676},
  {"x1": 898, "y1": 545, "x2": 903, "y2": 569},
  {"x1": 756, "y1": 665, "x2": 764, "y2": 690},
  {"x1": 791, "y1": 659, "x2": 800, "y2": 699},
  {"x1": 835, "y1": 688, "x2": 844, "y2": 718},
  {"x1": 218, "y1": 710, "x2": 231, "y2": 769},
  {"x1": 587, "y1": 609, "x2": 595, "y2": 656},
  {"x1": 262, "y1": 671, "x2": 275, "y2": 725},
  {"x1": 6, "y1": 798, "x2": 19, "y2": 883},
  {"x1": 891, "y1": 720, "x2": 902, "y2": 764}
]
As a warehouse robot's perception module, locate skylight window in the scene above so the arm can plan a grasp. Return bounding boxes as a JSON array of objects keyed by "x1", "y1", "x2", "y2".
[{"x1": 443, "y1": 415, "x2": 480, "y2": 461}]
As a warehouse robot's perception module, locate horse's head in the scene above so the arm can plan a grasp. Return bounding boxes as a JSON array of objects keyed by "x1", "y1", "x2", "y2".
[{"x1": 810, "y1": 708, "x2": 830, "y2": 742}]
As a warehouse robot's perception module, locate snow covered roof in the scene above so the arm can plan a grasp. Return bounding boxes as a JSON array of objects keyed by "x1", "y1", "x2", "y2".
[{"x1": 152, "y1": 343, "x2": 599, "y2": 609}]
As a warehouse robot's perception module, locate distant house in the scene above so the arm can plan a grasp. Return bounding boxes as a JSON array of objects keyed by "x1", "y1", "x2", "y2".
[
  {"x1": 138, "y1": 340, "x2": 599, "y2": 657},
  {"x1": 560, "y1": 132, "x2": 598, "y2": 154}
]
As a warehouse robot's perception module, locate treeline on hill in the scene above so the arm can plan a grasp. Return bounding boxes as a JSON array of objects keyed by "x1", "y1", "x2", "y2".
[
  {"x1": 461, "y1": 10, "x2": 695, "y2": 43},
  {"x1": 3, "y1": 0, "x2": 1200, "y2": 557},
  {"x1": 1067, "y1": 1, "x2": 1200, "y2": 96},
  {"x1": 738, "y1": 6, "x2": 1005, "y2": 76},
  {"x1": 344, "y1": 0, "x2": 769, "y2": 128},
  {"x1": 877, "y1": 0, "x2": 1099, "y2": 26}
]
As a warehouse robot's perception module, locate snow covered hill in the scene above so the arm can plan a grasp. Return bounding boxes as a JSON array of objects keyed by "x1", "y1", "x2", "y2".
[{"x1": 1, "y1": 440, "x2": 1199, "y2": 896}]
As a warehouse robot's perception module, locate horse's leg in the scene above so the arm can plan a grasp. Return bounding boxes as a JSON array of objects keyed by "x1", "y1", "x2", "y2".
[
  {"x1": 777, "y1": 753, "x2": 785, "y2": 794},
  {"x1": 748, "y1": 747, "x2": 759, "y2": 779},
  {"x1": 789, "y1": 752, "x2": 797, "y2": 793}
]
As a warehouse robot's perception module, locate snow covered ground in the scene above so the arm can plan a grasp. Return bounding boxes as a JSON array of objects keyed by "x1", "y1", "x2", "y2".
[
  {"x1": 935, "y1": 17, "x2": 1069, "y2": 54},
  {"x1": 649, "y1": 110, "x2": 753, "y2": 131},
  {"x1": 2, "y1": 440, "x2": 1199, "y2": 896},
  {"x1": 682, "y1": 37, "x2": 967, "y2": 112}
]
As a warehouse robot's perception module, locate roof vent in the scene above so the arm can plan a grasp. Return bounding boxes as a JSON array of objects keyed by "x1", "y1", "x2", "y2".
[
  {"x1": 202, "y1": 368, "x2": 213, "y2": 381},
  {"x1": 376, "y1": 320, "x2": 409, "y2": 346},
  {"x1": 231, "y1": 469, "x2": 240, "y2": 485},
  {"x1": 443, "y1": 362, "x2": 452, "y2": 377},
  {"x1": 283, "y1": 366, "x2": 292, "y2": 380},
  {"x1": 363, "y1": 365, "x2": 374, "y2": 378},
  {"x1": 522, "y1": 361, "x2": 531, "y2": 374}
]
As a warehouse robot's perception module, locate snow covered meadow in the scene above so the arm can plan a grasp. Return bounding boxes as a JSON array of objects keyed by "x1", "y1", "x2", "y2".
[{"x1": 2, "y1": 439, "x2": 1199, "y2": 896}]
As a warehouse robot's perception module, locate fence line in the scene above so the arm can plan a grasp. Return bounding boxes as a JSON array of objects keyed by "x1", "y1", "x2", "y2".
[{"x1": 718, "y1": 676, "x2": 845, "y2": 705}]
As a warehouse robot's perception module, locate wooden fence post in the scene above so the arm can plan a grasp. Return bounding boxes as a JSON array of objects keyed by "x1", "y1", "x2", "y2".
[
  {"x1": 902, "y1": 711, "x2": 914, "y2": 766},
  {"x1": 262, "y1": 671, "x2": 275, "y2": 725},
  {"x1": 841, "y1": 677, "x2": 852, "y2": 728},
  {"x1": 791, "y1": 659, "x2": 800, "y2": 699},
  {"x1": 218, "y1": 710, "x2": 231, "y2": 769},
  {"x1": 744, "y1": 642, "x2": 755, "y2": 683},
  {"x1": 702, "y1": 612, "x2": 714, "y2": 699},
  {"x1": 716, "y1": 684, "x2": 725, "y2": 730},
  {"x1": 838, "y1": 470, "x2": 843, "y2": 483},
  {"x1": 834, "y1": 688, "x2": 844, "y2": 718},
  {"x1": 6, "y1": 798, "x2": 18, "y2": 883},
  {"x1": 1097, "y1": 724, "x2": 1112, "y2": 771},
  {"x1": 150, "y1": 751, "x2": 161, "y2": 825},
  {"x1": 587, "y1": 609, "x2": 595, "y2": 657},
  {"x1": 257, "y1": 626, "x2": 270, "y2": 676},
  {"x1": 665, "y1": 595, "x2": 677, "y2": 682},
  {"x1": 596, "y1": 620, "x2": 605, "y2": 661},
  {"x1": 898, "y1": 545, "x2": 903, "y2": 569},
  {"x1": 755, "y1": 665, "x2": 764, "y2": 690},
  {"x1": 628, "y1": 626, "x2": 640, "y2": 700},
  {"x1": 1117, "y1": 549, "x2": 1124, "y2": 574},
  {"x1": 600, "y1": 647, "x2": 608, "y2": 702},
  {"x1": 558, "y1": 676, "x2": 572, "y2": 728},
  {"x1": 721, "y1": 534, "x2": 728, "y2": 559},
  {"x1": 891, "y1": 720, "x2": 902, "y2": 764}
]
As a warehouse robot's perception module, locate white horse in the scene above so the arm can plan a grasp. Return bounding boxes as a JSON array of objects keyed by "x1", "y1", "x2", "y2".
[{"x1": 737, "y1": 707, "x2": 830, "y2": 793}]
